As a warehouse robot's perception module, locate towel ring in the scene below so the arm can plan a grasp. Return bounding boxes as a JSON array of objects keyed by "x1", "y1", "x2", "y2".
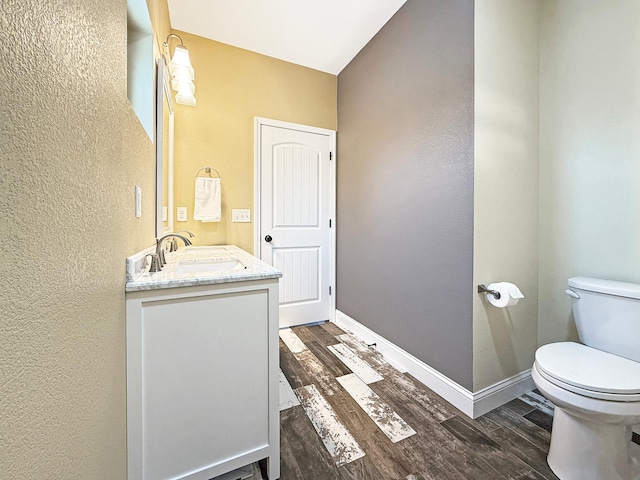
[{"x1": 195, "y1": 166, "x2": 221, "y2": 179}]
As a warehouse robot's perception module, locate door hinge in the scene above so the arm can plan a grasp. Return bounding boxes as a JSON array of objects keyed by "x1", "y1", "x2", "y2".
[
  {"x1": 329, "y1": 286, "x2": 332, "y2": 295},
  {"x1": 329, "y1": 152, "x2": 333, "y2": 160}
]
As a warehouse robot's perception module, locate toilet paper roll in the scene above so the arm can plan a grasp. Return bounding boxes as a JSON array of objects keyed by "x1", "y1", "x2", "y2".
[{"x1": 486, "y1": 282, "x2": 524, "y2": 308}]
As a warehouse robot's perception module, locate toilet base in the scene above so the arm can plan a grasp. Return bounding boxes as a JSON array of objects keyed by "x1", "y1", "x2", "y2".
[{"x1": 549, "y1": 407, "x2": 639, "y2": 480}]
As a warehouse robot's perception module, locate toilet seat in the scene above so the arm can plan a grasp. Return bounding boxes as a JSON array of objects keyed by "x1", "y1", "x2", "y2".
[{"x1": 535, "y1": 342, "x2": 640, "y2": 402}]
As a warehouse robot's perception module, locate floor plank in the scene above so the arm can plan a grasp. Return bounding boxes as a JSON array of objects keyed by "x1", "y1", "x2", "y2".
[
  {"x1": 337, "y1": 454, "x2": 397, "y2": 480},
  {"x1": 305, "y1": 339, "x2": 353, "y2": 378},
  {"x1": 320, "y1": 320, "x2": 347, "y2": 336},
  {"x1": 335, "y1": 333, "x2": 388, "y2": 368},
  {"x1": 337, "y1": 373, "x2": 416, "y2": 443},
  {"x1": 370, "y1": 378, "x2": 501, "y2": 480},
  {"x1": 306, "y1": 324, "x2": 344, "y2": 346},
  {"x1": 280, "y1": 406, "x2": 343, "y2": 479},
  {"x1": 279, "y1": 328, "x2": 307, "y2": 353},
  {"x1": 279, "y1": 369, "x2": 300, "y2": 411},
  {"x1": 523, "y1": 408, "x2": 553, "y2": 433},
  {"x1": 410, "y1": 422, "x2": 500, "y2": 480},
  {"x1": 404, "y1": 473, "x2": 428, "y2": 480},
  {"x1": 483, "y1": 403, "x2": 551, "y2": 452},
  {"x1": 279, "y1": 338, "x2": 313, "y2": 389},
  {"x1": 279, "y1": 434, "x2": 304, "y2": 480},
  {"x1": 292, "y1": 325, "x2": 327, "y2": 345},
  {"x1": 489, "y1": 426, "x2": 559, "y2": 480},
  {"x1": 514, "y1": 470, "x2": 549, "y2": 480},
  {"x1": 326, "y1": 390, "x2": 414, "y2": 480},
  {"x1": 519, "y1": 390, "x2": 555, "y2": 416},
  {"x1": 329, "y1": 343, "x2": 384, "y2": 384},
  {"x1": 294, "y1": 349, "x2": 342, "y2": 396},
  {"x1": 441, "y1": 415, "x2": 541, "y2": 479},
  {"x1": 371, "y1": 371, "x2": 457, "y2": 424},
  {"x1": 295, "y1": 384, "x2": 366, "y2": 467},
  {"x1": 502, "y1": 398, "x2": 538, "y2": 416}
]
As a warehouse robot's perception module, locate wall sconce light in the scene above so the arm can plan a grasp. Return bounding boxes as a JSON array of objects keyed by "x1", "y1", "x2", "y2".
[{"x1": 164, "y1": 34, "x2": 196, "y2": 106}]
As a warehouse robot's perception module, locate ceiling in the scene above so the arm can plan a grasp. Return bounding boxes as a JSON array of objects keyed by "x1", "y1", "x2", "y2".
[{"x1": 167, "y1": 0, "x2": 407, "y2": 75}]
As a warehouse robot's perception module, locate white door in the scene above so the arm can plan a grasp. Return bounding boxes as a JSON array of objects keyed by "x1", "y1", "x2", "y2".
[{"x1": 256, "y1": 120, "x2": 334, "y2": 328}]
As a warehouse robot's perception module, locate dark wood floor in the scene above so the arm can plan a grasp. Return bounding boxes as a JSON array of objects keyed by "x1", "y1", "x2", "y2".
[
  {"x1": 231, "y1": 321, "x2": 640, "y2": 480},
  {"x1": 275, "y1": 322, "x2": 558, "y2": 480}
]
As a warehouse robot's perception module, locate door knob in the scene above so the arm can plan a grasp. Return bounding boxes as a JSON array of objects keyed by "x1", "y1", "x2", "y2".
[{"x1": 265, "y1": 235, "x2": 273, "y2": 243}]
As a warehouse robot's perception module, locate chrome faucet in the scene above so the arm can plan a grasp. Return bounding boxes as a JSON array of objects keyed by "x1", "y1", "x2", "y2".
[
  {"x1": 169, "y1": 230, "x2": 196, "y2": 252},
  {"x1": 156, "y1": 232, "x2": 194, "y2": 267}
]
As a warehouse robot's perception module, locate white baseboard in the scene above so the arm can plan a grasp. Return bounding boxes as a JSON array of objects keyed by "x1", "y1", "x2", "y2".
[
  {"x1": 334, "y1": 310, "x2": 535, "y2": 418},
  {"x1": 473, "y1": 369, "x2": 536, "y2": 418}
]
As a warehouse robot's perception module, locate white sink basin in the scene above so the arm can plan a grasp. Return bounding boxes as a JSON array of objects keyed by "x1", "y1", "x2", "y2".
[
  {"x1": 175, "y1": 259, "x2": 245, "y2": 275},
  {"x1": 187, "y1": 246, "x2": 228, "y2": 252}
]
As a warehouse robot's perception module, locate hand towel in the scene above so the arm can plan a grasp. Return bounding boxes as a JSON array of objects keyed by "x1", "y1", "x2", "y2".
[{"x1": 193, "y1": 177, "x2": 221, "y2": 222}]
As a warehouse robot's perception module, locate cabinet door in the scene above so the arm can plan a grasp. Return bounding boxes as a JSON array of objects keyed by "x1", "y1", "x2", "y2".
[{"x1": 140, "y1": 290, "x2": 269, "y2": 480}]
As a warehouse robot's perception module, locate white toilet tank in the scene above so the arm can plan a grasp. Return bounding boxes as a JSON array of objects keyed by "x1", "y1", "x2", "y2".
[{"x1": 567, "y1": 276, "x2": 640, "y2": 363}]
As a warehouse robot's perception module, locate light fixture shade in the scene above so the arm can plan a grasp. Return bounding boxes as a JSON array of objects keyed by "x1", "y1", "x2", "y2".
[
  {"x1": 172, "y1": 79, "x2": 195, "y2": 96},
  {"x1": 169, "y1": 45, "x2": 193, "y2": 68},
  {"x1": 168, "y1": 63, "x2": 194, "y2": 81},
  {"x1": 176, "y1": 93, "x2": 197, "y2": 106}
]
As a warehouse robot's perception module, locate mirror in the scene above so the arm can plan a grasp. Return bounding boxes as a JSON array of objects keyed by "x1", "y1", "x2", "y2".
[{"x1": 156, "y1": 57, "x2": 174, "y2": 238}]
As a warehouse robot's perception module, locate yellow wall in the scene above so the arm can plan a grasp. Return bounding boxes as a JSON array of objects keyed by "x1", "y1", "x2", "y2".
[
  {"x1": 171, "y1": 32, "x2": 337, "y2": 252},
  {"x1": 1, "y1": 1, "x2": 170, "y2": 478},
  {"x1": 473, "y1": 0, "x2": 540, "y2": 391},
  {"x1": 148, "y1": 0, "x2": 172, "y2": 55}
]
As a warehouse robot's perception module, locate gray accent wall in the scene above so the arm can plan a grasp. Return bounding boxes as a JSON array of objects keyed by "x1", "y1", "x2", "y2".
[{"x1": 337, "y1": 0, "x2": 475, "y2": 390}]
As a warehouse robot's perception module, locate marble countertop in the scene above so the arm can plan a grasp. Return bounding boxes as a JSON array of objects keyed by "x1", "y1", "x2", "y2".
[{"x1": 125, "y1": 245, "x2": 282, "y2": 292}]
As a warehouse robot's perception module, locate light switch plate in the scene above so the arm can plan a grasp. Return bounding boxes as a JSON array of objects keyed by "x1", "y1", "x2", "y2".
[
  {"x1": 162, "y1": 206, "x2": 168, "y2": 222},
  {"x1": 177, "y1": 207, "x2": 187, "y2": 222},
  {"x1": 135, "y1": 186, "x2": 142, "y2": 218},
  {"x1": 232, "y1": 209, "x2": 251, "y2": 223}
]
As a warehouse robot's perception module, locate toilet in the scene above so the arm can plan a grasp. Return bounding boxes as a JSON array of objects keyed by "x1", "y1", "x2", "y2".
[{"x1": 532, "y1": 276, "x2": 640, "y2": 480}]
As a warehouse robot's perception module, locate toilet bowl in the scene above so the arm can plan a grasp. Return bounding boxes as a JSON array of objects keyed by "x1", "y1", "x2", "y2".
[
  {"x1": 533, "y1": 277, "x2": 640, "y2": 480},
  {"x1": 533, "y1": 343, "x2": 640, "y2": 480}
]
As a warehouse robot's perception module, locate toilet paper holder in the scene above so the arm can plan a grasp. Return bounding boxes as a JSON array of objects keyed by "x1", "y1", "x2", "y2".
[{"x1": 478, "y1": 284, "x2": 501, "y2": 299}]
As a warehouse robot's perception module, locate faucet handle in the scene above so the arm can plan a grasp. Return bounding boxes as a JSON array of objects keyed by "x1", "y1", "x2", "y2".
[
  {"x1": 155, "y1": 238, "x2": 167, "y2": 266},
  {"x1": 146, "y1": 253, "x2": 162, "y2": 273}
]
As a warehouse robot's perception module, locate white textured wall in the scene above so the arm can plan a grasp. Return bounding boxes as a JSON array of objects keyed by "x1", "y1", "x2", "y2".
[
  {"x1": 473, "y1": 0, "x2": 540, "y2": 391},
  {"x1": 0, "y1": 1, "x2": 167, "y2": 477},
  {"x1": 539, "y1": 0, "x2": 640, "y2": 345}
]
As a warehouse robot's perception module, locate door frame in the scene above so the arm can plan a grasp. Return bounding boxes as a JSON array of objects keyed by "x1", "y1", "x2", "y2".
[{"x1": 254, "y1": 117, "x2": 337, "y2": 324}]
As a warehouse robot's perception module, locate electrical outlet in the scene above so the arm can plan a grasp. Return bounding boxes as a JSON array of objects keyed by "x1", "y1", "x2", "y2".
[
  {"x1": 162, "y1": 206, "x2": 168, "y2": 222},
  {"x1": 177, "y1": 207, "x2": 187, "y2": 222},
  {"x1": 232, "y1": 209, "x2": 251, "y2": 223}
]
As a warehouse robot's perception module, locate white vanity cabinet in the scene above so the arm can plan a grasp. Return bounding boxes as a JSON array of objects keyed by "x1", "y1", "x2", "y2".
[{"x1": 125, "y1": 275, "x2": 280, "y2": 480}]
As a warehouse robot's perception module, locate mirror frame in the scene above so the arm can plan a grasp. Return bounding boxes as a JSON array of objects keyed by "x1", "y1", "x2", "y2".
[{"x1": 155, "y1": 57, "x2": 174, "y2": 238}]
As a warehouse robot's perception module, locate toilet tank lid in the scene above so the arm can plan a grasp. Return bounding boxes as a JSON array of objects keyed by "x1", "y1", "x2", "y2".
[{"x1": 568, "y1": 276, "x2": 640, "y2": 299}]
